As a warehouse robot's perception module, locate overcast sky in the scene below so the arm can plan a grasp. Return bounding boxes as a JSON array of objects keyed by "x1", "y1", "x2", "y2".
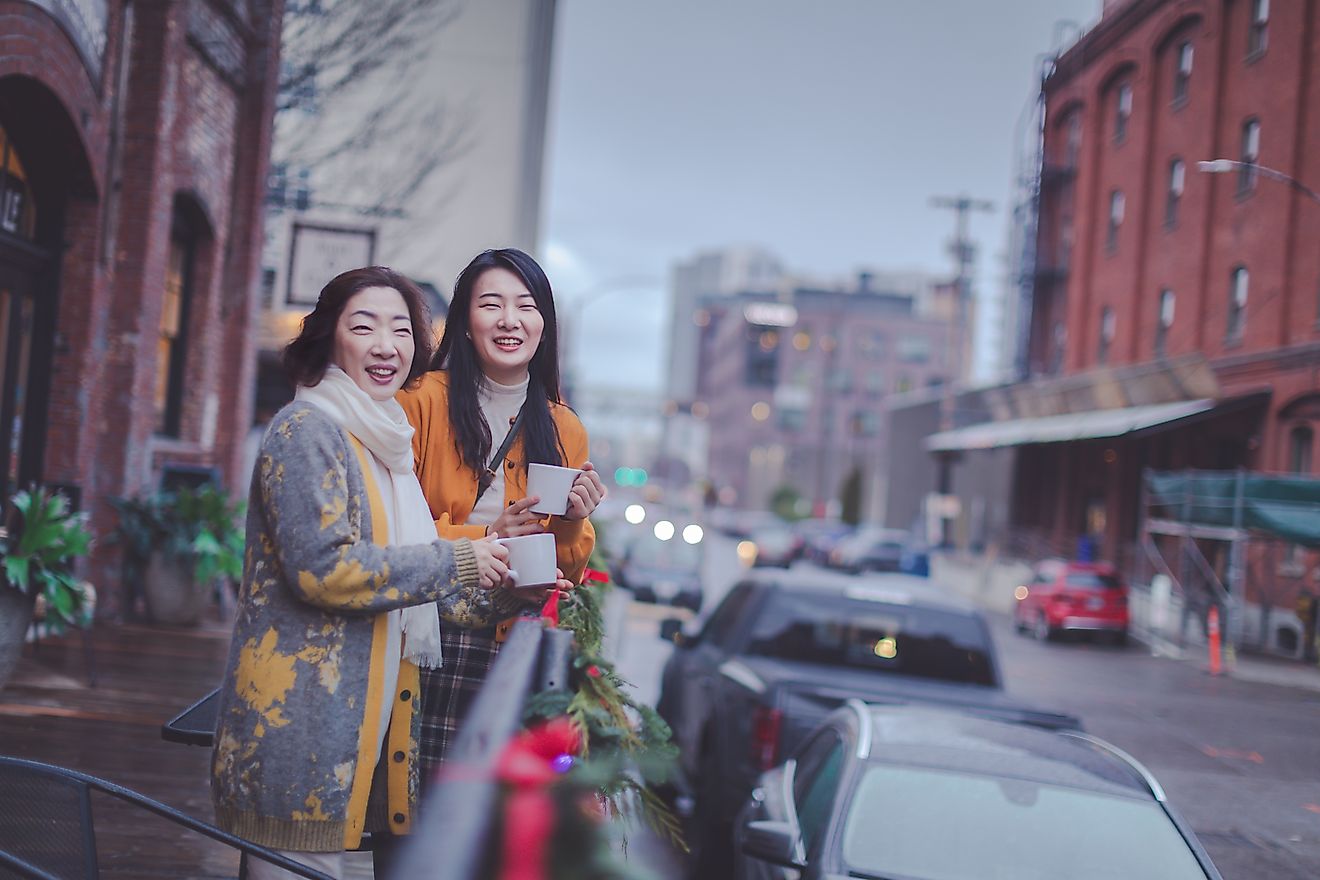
[{"x1": 542, "y1": 0, "x2": 1103, "y2": 393}]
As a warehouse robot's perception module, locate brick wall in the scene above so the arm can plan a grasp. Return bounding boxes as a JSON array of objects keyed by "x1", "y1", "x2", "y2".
[{"x1": 1, "y1": 0, "x2": 283, "y2": 615}]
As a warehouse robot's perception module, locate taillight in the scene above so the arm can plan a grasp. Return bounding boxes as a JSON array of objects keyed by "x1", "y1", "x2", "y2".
[{"x1": 751, "y1": 706, "x2": 783, "y2": 770}]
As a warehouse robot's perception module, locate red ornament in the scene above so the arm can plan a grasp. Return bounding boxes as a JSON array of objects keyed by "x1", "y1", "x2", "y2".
[
  {"x1": 586, "y1": 665, "x2": 602, "y2": 678},
  {"x1": 495, "y1": 719, "x2": 582, "y2": 880}
]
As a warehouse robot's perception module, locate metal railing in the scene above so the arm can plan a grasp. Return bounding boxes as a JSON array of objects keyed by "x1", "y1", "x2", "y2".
[{"x1": 391, "y1": 620, "x2": 574, "y2": 880}]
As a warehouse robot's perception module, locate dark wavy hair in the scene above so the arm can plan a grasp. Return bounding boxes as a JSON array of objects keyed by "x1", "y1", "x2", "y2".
[
  {"x1": 283, "y1": 266, "x2": 434, "y2": 389},
  {"x1": 432, "y1": 248, "x2": 565, "y2": 473}
]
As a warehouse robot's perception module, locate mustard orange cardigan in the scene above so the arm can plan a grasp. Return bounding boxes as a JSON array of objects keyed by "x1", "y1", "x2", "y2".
[{"x1": 398, "y1": 371, "x2": 596, "y2": 584}]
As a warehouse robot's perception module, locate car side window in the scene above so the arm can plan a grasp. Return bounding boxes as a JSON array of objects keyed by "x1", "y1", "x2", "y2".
[
  {"x1": 699, "y1": 582, "x2": 755, "y2": 647},
  {"x1": 792, "y1": 733, "x2": 846, "y2": 859}
]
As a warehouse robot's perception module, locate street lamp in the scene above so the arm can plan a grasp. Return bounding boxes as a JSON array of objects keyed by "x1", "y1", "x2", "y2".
[
  {"x1": 560, "y1": 275, "x2": 660, "y2": 402},
  {"x1": 1197, "y1": 159, "x2": 1320, "y2": 204}
]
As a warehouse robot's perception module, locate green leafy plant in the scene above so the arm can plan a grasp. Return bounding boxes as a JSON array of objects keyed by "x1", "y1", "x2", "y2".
[
  {"x1": 527, "y1": 555, "x2": 686, "y2": 854},
  {"x1": 110, "y1": 486, "x2": 244, "y2": 585},
  {"x1": 1, "y1": 488, "x2": 94, "y2": 633}
]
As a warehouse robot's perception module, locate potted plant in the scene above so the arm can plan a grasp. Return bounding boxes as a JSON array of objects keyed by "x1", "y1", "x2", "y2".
[
  {"x1": 111, "y1": 485, "x2": 244, "y2": 626},
  {"x1": 0, "y1": 488, "x2": 95, "y2": 690}
]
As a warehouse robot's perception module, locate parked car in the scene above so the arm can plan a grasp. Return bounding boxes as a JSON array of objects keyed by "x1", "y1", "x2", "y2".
[
  {"x1": 827, "y1": 526, "x2": 909, "y2": 573},
  {"x1": 614, "y1": 534, "x2": 703, "y2": 612},
  {"x1": 1014, "y1": 558, "x2": 1130, "y2": 644},
  {"x1": 791, "y1": 518, "x2": 852, "y2": 566},
  {"x1": 735, "y1": 703, "x2": 1222, "y2": 880},
  {"x1": 747, "y1": 526, "x2": 802, "y2": 568},
  {"x1": 656, "y1": 568, "x2": 1078, "y2": 874}
]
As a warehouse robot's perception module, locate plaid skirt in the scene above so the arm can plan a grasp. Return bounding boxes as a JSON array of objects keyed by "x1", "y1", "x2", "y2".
[{"x1": 416, "y1": 622, "x2": 502, "y2": 779}]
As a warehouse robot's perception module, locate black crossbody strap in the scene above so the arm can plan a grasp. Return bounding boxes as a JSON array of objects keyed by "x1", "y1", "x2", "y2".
[{"x1": 474, "y1": 402, "x2": 529, "y2": 507}]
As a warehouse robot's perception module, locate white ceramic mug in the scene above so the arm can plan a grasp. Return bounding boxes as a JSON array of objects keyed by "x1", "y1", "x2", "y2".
[
  {"x1": 526, "y1": 463, "x2": 584, "y2": 516},
  {"x1": 496, "y1": 533, "x2": 558, "y2": 588}
]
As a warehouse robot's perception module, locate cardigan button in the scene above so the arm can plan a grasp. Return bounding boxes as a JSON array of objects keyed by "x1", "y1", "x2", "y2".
[
  {"x1": 393, "y1": 812, "x2": 406, "y2": 825},
  {"x1": 506, "y1": 460, "x2": 515, "y2": 469},
  {"x1": 399, "y1": 690, "x2": 411, "y2": 702},
  {"x1": 393, "y1": 750, "x2": 406, "y2": 763}
]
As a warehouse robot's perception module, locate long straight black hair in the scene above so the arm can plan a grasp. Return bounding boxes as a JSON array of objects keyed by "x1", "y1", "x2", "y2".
[{"x1": 432, "y1": 248, "x2": 565, "y2": 474}]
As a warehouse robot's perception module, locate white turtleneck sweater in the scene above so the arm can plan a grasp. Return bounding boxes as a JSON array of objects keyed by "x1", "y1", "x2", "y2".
[{"x1": 470, "y1": 375, "x2": 530, "y2": 528}]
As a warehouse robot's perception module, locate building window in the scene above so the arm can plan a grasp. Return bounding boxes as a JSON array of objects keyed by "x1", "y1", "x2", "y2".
[
  {"x1": 1064, "y1": 113, "x2": 1082, "y2": 166},
  {"x1": 1098, "y1": 308, "x2": 1116, "y2": 365},
  {"x1": 1114, "y1": 82, "x2": 1132, "y2": 143},
  {"x1": 1156, "y1": 289, "x2": 1175, "y2": 357},
  {"x1": 897, "y1": 335, "x2": 930, "y2": 364},
  {"x1": 156, "y1": 218, "x2": 197, "y2": 436},
  {"x1": 1172, "y1": 42, "x2": 1193, "y2": 105},
  {"x1": 1165, "y1": 159, "x2": 1185, "y2": 229},
  {"x1": 0, "y1": 126, "x2": 37, "y2": 241},
  {"x1": 1227, "y1": 267, "x2": 1249, "y2": 341},
  {"x1": 1238, "y1": 119, "x2": 1260, "y2": 196},
  {"x1": 744, "y1": 324, "x2": 779, "y2": 388},
  {"x1": 1106, "y1": 190, "x2": 1125, "y2": 252},
  {"x1": 1290, "y1": 425, "x2": 1314, "y2": 474},
  {"x1": 1248, "y1": 0, "x2": 1269, "y2": 57},
  {"x1": 1050, "y1": 322, "x2": 1066, "y2": 374}
]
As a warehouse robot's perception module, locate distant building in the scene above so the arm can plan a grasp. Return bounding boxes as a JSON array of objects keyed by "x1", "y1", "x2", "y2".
[
  {"x1": 2, "y1": 0, "x2": 283, "y2": 609},
  {"x1": 694, "y1": 277, "x2": 956, "y2": 514},
  {"x1": 927, "y1": 0, "x2": 1320, "y2": 653}
]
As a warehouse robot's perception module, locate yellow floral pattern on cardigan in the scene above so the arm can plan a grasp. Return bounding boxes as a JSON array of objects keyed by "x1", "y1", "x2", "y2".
[{"x1": 211, "y1": 402, "x2": 521, "y2": 852}]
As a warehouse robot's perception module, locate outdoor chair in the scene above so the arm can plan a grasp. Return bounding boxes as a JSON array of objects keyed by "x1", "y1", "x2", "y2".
[{"x1": 0, "y1": 756, "x2": 333, "y2": 880}]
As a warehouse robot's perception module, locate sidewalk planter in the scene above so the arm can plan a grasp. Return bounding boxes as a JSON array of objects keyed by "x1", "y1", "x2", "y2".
[
  {"x1": 110, "y1": 487, "x2": 243, "y2": 627},
  {"x1": 0, "y1": 488, "x2": 94, "y2": 690}
]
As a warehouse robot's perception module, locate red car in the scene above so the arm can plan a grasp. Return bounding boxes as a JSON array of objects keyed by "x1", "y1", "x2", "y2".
[{"x1": 1013, "y1": 559, "x2": 1130, "y2": 644}]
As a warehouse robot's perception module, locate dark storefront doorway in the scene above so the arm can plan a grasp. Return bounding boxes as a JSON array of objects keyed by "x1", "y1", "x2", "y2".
[{"x1": 0, "y1": 122, "x2": 54, "y2": 512}]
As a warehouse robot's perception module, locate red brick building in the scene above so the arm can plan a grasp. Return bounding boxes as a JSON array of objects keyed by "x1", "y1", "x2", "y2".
[
  {"x1": 0, "y1": 0, "x2": 283, "y2": 611},
  {"x1": 927, "y1": 0, "x2": 1320, "y2": 650}
]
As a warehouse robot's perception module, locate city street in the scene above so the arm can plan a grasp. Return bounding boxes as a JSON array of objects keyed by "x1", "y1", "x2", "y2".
[{"x1": 608, "y1": 532, "x2": 1320, "y2": 879}]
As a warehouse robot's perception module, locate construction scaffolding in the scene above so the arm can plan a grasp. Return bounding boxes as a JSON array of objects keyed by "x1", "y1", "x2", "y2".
[{"x1": 1138, "y1": 469, "x2": 1320, "y2": 653}]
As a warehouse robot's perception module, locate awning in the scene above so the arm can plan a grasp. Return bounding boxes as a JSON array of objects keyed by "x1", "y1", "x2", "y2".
[{"x1": 925, "y1": 399, "x2": 1217, "y2": 453}]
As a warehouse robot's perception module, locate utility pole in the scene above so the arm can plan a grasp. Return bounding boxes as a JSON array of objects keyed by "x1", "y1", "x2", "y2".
[
  {"x1": 930, "y1": 194, "x2": 994, "y2": 396},
  {"x1": 929, "y1": 193, "x2": 993, "y2": 547}
]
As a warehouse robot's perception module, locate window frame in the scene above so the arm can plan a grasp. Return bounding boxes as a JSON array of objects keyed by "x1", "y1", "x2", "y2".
[
  {"x1": 1172, "y1": 41, "x2": 1193, "y2": 106},
  {"x1": 1227, "y1": 266, "x2": 1249, "y2": 342},
  {"x1": 1156, "y1": 289, "x2": 1175, "y2": 357},
  {"x1": 1248, "y1": 0, "x2": 1269, "y2": 58},
  {"x1": 1165, "y1": 158, "x2": 1185, "y2": 229},
  {"x1": 1238, "y1": 119, "x2": 1260, "y2": 197},
  {"x1": 1114, "y1": 82, "x2": 1133, "y2": 143},
  {"x1": 1106, "y1": 189, "x2": 1125, "y2": 252}
]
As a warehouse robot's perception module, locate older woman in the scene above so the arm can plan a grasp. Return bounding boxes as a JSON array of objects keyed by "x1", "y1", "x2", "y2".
[{"x1": 211, "y1": 267, "x2": 517, "y2": 879}]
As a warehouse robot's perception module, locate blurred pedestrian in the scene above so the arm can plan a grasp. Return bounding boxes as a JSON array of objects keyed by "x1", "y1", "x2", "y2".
[
  {"x1": 1297, "y1": 588, "x2": 1318, "y2": 663},
  {"x1": 210, "y1": 267, "x2": 515, "y2": 880}
]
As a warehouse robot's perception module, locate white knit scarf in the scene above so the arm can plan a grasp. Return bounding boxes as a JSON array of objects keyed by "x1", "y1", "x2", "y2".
[{"x1": 295, "y1": 365, "x2": 444, "y2": 668}]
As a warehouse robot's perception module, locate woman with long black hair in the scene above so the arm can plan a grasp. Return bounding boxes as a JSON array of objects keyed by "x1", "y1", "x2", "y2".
[{"x1": 380, "y1": 249, "x2": 604, "y2": 867}]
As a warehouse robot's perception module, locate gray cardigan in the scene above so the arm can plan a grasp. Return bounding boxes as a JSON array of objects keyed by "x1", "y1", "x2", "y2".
[{"x1": 211, "y1": 402, "x2": 517, "y2": 851}]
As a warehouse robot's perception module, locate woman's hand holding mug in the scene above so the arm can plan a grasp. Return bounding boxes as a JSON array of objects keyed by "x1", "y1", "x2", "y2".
[
  {"x1": 470, "y1": 534, "x2": 511, "y2": 589},
  {"x1": 488, "y1": 496, "x2": 546, "y2": 537},
  {"x1": 564, "y1": 461, "x2": 606, "y2": 521}
]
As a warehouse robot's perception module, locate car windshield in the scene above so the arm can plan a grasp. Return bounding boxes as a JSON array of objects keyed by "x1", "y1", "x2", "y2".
[
  {"x1": 1065, "y1": 571, "x2": 1123, "y2": 589},
  {"x1": 626, "y1": 539, "x2": 701, "y2": 571},
  {"x1": 842, "y1": 764, "x2": 1209, "y2": 880},
  {"x1": 742, "y1": 591, "x2": 996, "y2": 686}
]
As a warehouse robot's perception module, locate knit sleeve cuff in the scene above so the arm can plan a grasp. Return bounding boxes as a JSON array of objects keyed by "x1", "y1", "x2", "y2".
[
  {"x1": 451, "y1": 538, "x2": 480, "y2": 588},
  {"x1": 491, "y1": 588, "x2": 531, "y2": 616}
]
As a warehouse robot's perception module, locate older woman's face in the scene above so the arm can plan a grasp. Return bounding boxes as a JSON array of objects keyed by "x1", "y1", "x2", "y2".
[
  {"x1": 467, "y1": 267, "x2": 544, "y2": 385},
  {"x1": 332, "y1": 286, "x2": 415, "y2": 401}
]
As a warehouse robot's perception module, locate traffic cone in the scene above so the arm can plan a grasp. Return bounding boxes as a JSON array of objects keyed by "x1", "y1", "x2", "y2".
[{"x1": 1207, "y1": 605, "x2": 1222, "y2": 676}]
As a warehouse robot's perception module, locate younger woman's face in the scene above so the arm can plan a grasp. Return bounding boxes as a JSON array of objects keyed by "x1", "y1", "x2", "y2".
[
  {"x1": 467, "y1": 267, "x2": 544, "y2": 384},
  {"x1": 332, "y1": 286, "x2": 415, "y2": 401}
]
